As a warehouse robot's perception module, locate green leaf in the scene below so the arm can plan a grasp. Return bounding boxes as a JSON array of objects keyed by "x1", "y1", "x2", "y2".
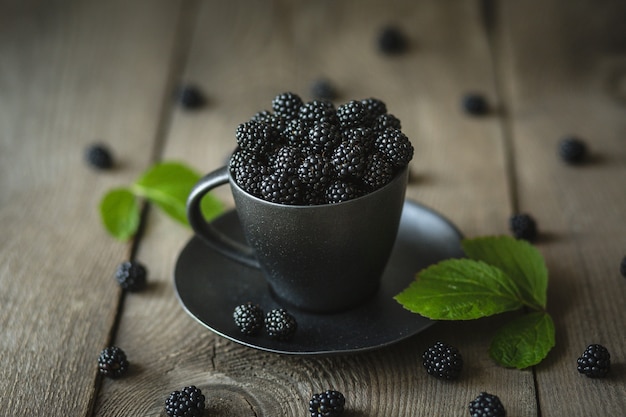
[
  {"x1": 99, "y1": 188, "x2": 140, "y2": 241},
  {"x1": 462, "y1": 236, "x2": 548, "y2": 309},
  {"x1": 133, "y1": 161, "x2": 223, "y2": 225},
  {"x1": 489, "y1": 311, "x2": 555, "y2": 369},
  {"x1": 395, "y1": 258, "x2": 525, "y2": 320}
]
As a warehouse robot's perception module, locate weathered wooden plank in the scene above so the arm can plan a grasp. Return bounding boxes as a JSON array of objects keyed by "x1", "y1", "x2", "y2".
[
  {"x1": 94, "y1": 1, "x2": 538, "y2": 416},
  {"x1": 496, "y1": 1, "x2": 626, "y2": 415},
  {"x1": 0, "y1": 1, "x2": 183, "y2": 416}
]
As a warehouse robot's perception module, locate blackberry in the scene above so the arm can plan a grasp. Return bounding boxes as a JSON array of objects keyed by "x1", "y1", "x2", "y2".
[
  {"x1": 621, "y1": 256, "x2": 626, "y2": 278},
  {"x1": 377, "y1": 25, "x2": 409, "y2": 55},
  {"x1": 373, "y1": 113, "x2": 402, "y2": 132},
  {"x1": 325, "y1": 180, "x2": 363, "y2": 204},
  {"x1": 422, "y1": 341, "x2": 463, "y2": 380},
  {"x1": 98, "y1": 346, "x2": 129, "y2": 378},
  {"x1": 558, "y1": 136, "x2": 587, "y2": 164},
  {"x1": 374, "y1": 128, "x2": 414, "y2": 167},
  {"x1": 230, "y1": 150, "x2": 268, "y2": 197},
  {"x1": 342, "y1": 127, "x2": 375, "y2": 151},
  {"x1": 509, "y1": 213, "x2": 538, "y2": 242},
  {"x1": 115, "y1": 261, "x2": 147, "y2": 292},
  {"x1": 264, "y1": 308, "x2": 297, "y2": 340},
  {"x1": 309, "y1": 390, "x2": 346, "y2": 417},
  {"x1": 308, "y1": 121, "x2": 341, "y2": 153},
  {"x1": 469, "y1": 392, "x2": 506, "y2": 417},
  {"x1": 260, "y1": 171, "x2": 303, "y2": 205},
  {"x1": 165, "y1": 385, "x2": 206, "y2": 417},
  {"x1": 311, "y1": 78, "x2": 338, "y2": 101},
  {"x1": 331, "y1": 141, "x2": 367, "y2": 180},
  {"x1": 235, "y1": 120, "x2": 276, "y2": 155},
  {"x1": 298, "y1": 153, "x2": 333, "y2": 190},
  {"x1": 577, "y1": 344, "x2": 611, "y2": 378},
  {"x1": 361, "y1": 98, "x2": 388, "y2": 125},
  {"x1": 336, "y1": 100, "x2": 368, "y2": 129},
  {"x1": 299, "y1": 100, "x2": 339, "y2": 125},
  {"x1": 233, "y1": 302, "x2": 264, "y2": 335},
  {"x1": 285, "y1": 118, "x2": 314, "y2": 147},
  {"x1": 272, "y1": 92, "x2": 304, "y2": 121},
  {"x1": 251, "y1": 111, "x2": 288, "y2": 137},
  {"x1": 271, "y1": 145, "x2": 303, "y2": 175},
  {"x1": 178, "y1": 85, "x2": 206, "y2": 110},
  {"x1": 462, "y1": 93, "x2": 489, "y2": 116},
  {"x1": 85, "y1": 144, "x2": 114, "y2": 170},
  {"x1": 362, "y1": 153, "x2": 394, "y2": 191}
]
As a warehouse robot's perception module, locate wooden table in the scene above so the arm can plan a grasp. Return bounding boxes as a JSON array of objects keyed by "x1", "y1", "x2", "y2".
[{"x1": 2, "y1": 0, "x2": 625, "y2": 415}]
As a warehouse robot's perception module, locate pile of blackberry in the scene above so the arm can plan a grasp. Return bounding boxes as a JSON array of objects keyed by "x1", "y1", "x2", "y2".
[{"x1": 230, "y1": 92, "x2": 414, "y2": 205}]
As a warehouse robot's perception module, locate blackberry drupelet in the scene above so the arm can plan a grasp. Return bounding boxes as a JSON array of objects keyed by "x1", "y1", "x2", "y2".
[
  {"x1": 178, "y1": 85, "x2": 206, "y2": 110},
  {"x1": 558, "y1": 136, "x2": 587, "y2": 164},
  {"x1": 374, "y1": 128, "x2": 414, "y2": 167},
  {"x1": 115, "y1": 261, "x2": 147, "y2": 292},
  {"x1": 362, "y1": 153, "x2": 393, "y2": 191},
  {"x1": 620, "y1": 256, "x2": 626, "y2": 278},
  {"x1": 336, "y1": 100, "x2": 368, "y2": 128},
  {"x1": 233, "y1": 302, "x2": 264, "y2": 335},
  {"x1": 509, "y1": 213, "x2": 538, "y2": 242},
  {"x1": 235, "y1": 120, "x2": 276, "y2": 155},
  {"x1": 309, "y1": 390, "x2": 346, "y2": 417},
  {"x1": 264, "y1": 308, "x2": 297, "y2": 340},
  {"x1": 331, "y1": 141, "x2": 367, "y2": 180},
  {"x1": 165, "y1": 385, "x2": 206, "y2": 417},
  {"x1": 422, "y1": 341, "x2": 464, "y2": 380},
  {"x1": 469, "y1": 392, "x2": 506, "y2": 417},
  {"x1": 85, "y1": 144, "x2": 114, "y2": 170},
  {"x1": 311, "y1": 78, "x2": 338, "y2": 101},
  {"x1": 260, "y1": 171, "x2": 303, "y2": 205},
  {"x1": 377, "y1": 25, "x2": 409, "y2": 55},
  {"x1": 299, "y1": 100, "x2": 339, "y2": 125},
  {"x1": 308, "y1": 121, "x2": 341, "y2": 153},
  {"x1": 272, "y1": 92, "x2": 304, "y2": 120},
  {"x1": 325, "y1": 180, "x2": 363, "y2": 204},
  {"x1": 373, "y1": 113, "x2": 402, "y2": 132},
  {"x1": 577, "y1": 344, "x2": 611, "y2": 378},
  {"x1": 462, "y1": 93, "x2": 489, "y2": 116},
  {"x1": 98, "y1": 346, "x2": 129, "y2": 378}
]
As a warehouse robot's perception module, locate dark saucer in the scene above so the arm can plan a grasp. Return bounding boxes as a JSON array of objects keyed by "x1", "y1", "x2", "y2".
[{"x1": 173, "y1": 200, "x2": 463, "y2": 355}]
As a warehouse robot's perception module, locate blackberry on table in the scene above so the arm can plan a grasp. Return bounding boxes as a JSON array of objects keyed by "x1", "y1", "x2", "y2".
[
  {"x1": 178, "y1": 85, "x2": 206, "y2": 110},
  {"x1": 264, "y1": 308, "x2": 297, "y2": 340},
  {"x1": 115, "y1": 261, "x2": 147, "y2": 292},
  {"x1": 233, "y1": 302, "x2": 264, "y2": 335},
  {"x1": 462, "y1": 93, "x2": 489, "y2": 116},
  {"x1": 374, "y1": 128, "x2": 414, "y2": 167},
  {"x1": 98, "y1": 346, "x2": 129, "y2": 378},
  {"x1": 336, "y1": 100, "x2": 368, "y2": 129},
  {"x1": 577, "y1": 344, "x2": 611, "y2": 378},
  {"x1": 325, "y1": 180, "x2": 363, "y2": 204},
  {"x1": 422, "y1": 341, "x2": 463, "y2": 380},
  {"x1": 509, "y1": 213, "x2": 538, "y2": 242},
  {"x1": 260, "y1": 171, "x2": 303, "y2": 205},
  {"x1": 377, "y1": 25, "x2": 409, "y2": 55},
  {"x1": 165, "y1": 385, "x2": 206, "y2": 417},
  {"x1": 620, "y1": 256, "x2": 626, "y2": 278},
  {"x1": 469, "y1": 392, "x2": 506, "y2": 417},
  {"x1": 272, "y1": 92, "x2": 304, "y2": 120},
  {"x1": 362, "y1": 153, "x2": 394, "y2": 191},
  {"x1": 309, "y1": 390, "x2": 346, "y2": 417},
  {"x1": 85, "y1": 143, "x2": 114, "y2": 170},
  {"x1": 559, "y1": 136, "x2": 588, "y2": 164}
]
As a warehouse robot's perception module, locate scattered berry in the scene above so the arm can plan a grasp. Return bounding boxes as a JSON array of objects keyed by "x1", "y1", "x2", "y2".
[
  {"x1": 422, "y1": 341, "x2": 464, "y2": 380},
  {"x1": 577, "y1": 344, "x2": 611, "y2": 378},
  {"x1": 233, "y1": 302, "x2": 264, "y2": 335},
  {"x1": 165, "y1": 385, "x2": 206, "y2": 417},
  {"x1": 462, "y1": 93, "x2": 489, "y2": 116},
  {"x1": 178, "y1": 85, "x2": 206, "y2": 110},
  {"x1": 509, "y1": 213, "x2": 538, "y2": 242},
  {"x1": 309, "y1": 390, "x2": 346, "y2": 417},
  {"x1": 311, "y1": 78, "x2": 338, "y2": 101},
  {"x1": 468, "y1": 392, "x2": 506, "y2": 417},
  {"x1": 115, "y1": 261, "x2": 147, "y2": 292},
  {"x1": 558, "y1": 136, "x2": 588, "y2": 164},
  {"x1": 98, "y1": 346, "x2": 129, "y2": 378},
  {"x1": 265, "y1": 308, "x2": 297, "y2": 340},
  {"x1": 377, "y1": 26, "x2": 409, "y2": 55},
  {"x1": 85, "y1": 144, "x2": 114, "y2": 170},
  {"x1": 620, "y1": 256, "x2": 626, "y2": 278}
]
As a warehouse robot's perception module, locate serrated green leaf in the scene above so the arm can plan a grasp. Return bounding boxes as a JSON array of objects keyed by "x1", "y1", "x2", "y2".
[
  {"x1": 489, "y1": 311, "x2": 555, "y2": 369},
  {"x1": 99, "y1": 188, "x2": 140, "y2": 241},
  {"x1": 462, "y1": 236, "x2": 548, "y2": 309},
  {"x1": 133, "y1": 161, "x2": 223, "y2": 225},
  {"x1": 395, "y1": 258, "x2": 525, "y2": 320}
]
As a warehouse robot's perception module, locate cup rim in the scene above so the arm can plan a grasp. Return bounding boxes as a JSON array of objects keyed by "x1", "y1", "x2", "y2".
[{"x1": 228, "y1": 165, "x2": 408, "y2": 209}]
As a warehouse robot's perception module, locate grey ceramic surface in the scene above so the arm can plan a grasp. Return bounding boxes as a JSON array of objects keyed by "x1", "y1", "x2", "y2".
[{"x1": 174, "y1": 200, "x2": 463, "y2": 355}]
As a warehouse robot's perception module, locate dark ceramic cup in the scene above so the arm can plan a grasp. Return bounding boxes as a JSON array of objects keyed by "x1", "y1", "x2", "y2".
[{"x1": 187, "y1": 165, "x2": 408, "y2": 313}]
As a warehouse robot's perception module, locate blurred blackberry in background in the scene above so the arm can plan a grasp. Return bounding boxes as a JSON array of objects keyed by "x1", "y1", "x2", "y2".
[
  {"x1": 462, "y1": 93, "x2": 489, "y2": 116},
  {"x1": 178, "y1": 84, "x2": 206, "y2": 110},
  {"x1": 620, "y1": 256, "x2": 626, "y2": 278},
  {"x1": 85, "y1": 143, "x2": 114, "y2": 170},
  {"x1": 509, "y1": 213, "x2": 538, "y2": 242},
  {"x1": 558, "y1": 136, "x2": 588, "y2": 164},
  {"x1": 377, "y1": 25, "x2": 409, "y2": 55},
  {"x1": 115, "y1": 261, "x2": 147, "y2": 292},
  {"x1": 311, "y1": 78, "x2": 338, "y2": 101}
]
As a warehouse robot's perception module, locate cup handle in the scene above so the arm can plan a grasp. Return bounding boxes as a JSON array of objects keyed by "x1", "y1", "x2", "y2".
[{"x1": 186, "y1": 166, "x2": 260, "y2": 269}]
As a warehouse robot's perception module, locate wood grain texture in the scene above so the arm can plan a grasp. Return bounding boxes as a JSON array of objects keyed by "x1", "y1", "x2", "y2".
[
  {"x1": 0, "y1": 0, "x2": 184, "y2": 415},
  {"x1": 496, "y1": 0, "x2": 626, "y2": 415}
]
